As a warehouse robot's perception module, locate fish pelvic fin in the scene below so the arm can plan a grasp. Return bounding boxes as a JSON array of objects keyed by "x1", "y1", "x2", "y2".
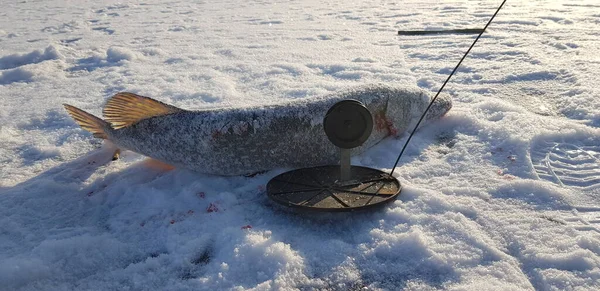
[
  {"x1": 63, "y1": 104, "x2": 112, "y2": 139},
  {"x1": 103, "y1": 92, "x2": 183, "y2": 129}
]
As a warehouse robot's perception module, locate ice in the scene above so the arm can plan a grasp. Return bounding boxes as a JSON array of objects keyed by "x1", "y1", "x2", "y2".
[{"x1": 1, "y1": 0, "x2": 600, "y2": 290}]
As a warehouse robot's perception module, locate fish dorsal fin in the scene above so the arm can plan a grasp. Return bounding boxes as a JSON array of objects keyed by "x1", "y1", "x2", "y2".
[{"x1": 103, "y1": 92, "x2": 182, "y2": 129}]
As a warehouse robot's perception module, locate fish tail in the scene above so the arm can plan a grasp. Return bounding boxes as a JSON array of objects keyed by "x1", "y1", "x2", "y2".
[{"x1": 63, "y1": 104, "x2": 112, "y2": 139}]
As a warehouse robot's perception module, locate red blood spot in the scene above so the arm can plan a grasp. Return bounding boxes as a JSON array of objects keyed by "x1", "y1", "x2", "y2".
[
  {"x1": 497, "y1": 169, "x2": 515, "y2": 180},
  {"x1": 385, "y1": 117, "x2": 398, "y2": 136},
  {"x1": 197, "y1": 192, "x2": 206, "y2": 199},
  {"x1": 140, "y1": 222, "x2": 145, "y2": 227},
  {"x1": 241, "y1": 225, "x2": 252, "y2": 230},
  {"x1": 388, "y1": 125, "x2": 398, "y2": 136},
  {"x1": 187, "y1": 210, "x2": 194, "y2": 215},
  {"x1": 87, "y1": 191, "x2": 94, "y2": 197},
  {"x1": 375, "y1": 112, "x2": 387, "y2": 132},
  {"x1": 170, "y1": 219, "x2": 175, "y2": 224},
  {"x1": 206, "y1": 203, "x2": 219, "y2": 213}
]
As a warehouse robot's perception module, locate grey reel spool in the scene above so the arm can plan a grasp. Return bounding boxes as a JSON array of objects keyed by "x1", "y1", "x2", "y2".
[
  {"x1": 266, "y1": 100, "x2": 401, "y2": 212},
  {"x1": 324, "y1": 99, "x2": 373, "y2": 181}
]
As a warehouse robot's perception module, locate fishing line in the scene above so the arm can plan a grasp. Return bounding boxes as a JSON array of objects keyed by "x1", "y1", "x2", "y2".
[{"x1": 389, "y1": 0, "x2": 507, "y2": 176}]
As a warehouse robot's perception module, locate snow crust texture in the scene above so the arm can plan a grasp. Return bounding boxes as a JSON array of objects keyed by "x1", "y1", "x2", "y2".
[{"x1": 1, "y1": 0, "x2": 600, "y2": 290}]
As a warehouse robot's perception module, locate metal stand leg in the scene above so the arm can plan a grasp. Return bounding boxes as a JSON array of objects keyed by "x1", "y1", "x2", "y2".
[{"x1": 340, "y1": 148, "x2": 351, "y2": 181}]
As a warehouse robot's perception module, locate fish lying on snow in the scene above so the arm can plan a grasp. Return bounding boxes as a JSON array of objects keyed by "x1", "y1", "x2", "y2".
[{"x1": 64, "y1": 84, "x2": 452, "y2": 176}]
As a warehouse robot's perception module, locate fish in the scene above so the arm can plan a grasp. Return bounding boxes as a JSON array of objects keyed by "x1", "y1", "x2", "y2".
[{"x1": 63, "y1": 84, "x2": 452, "y2": 176}]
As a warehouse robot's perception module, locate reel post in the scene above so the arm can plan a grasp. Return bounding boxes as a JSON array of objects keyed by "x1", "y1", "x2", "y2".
[{"x1": 266, "y1": 99, "x2": 401, "y2": 212}]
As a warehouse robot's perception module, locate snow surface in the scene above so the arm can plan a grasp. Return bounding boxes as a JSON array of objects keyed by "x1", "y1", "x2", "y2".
[{"x1": 1, "y1": 0, "x2": 600, "y2": 290}]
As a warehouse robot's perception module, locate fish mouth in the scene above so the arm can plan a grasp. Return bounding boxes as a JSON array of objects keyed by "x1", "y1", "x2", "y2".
[{"x1": 425, "y1": 93, "x2": 453, "y2": 120}]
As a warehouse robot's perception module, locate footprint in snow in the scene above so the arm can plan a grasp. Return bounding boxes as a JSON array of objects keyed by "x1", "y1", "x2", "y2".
[
  {"x1": 544, "y1": 206, "x2": 600, "y2": 235},
  {"x1": 530, "y1": 133, "x2": 600, "y2": 190}
]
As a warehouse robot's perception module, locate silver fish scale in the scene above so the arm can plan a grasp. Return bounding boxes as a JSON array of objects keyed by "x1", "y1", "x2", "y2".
[{"x1": 107, "y1": 84, "x2": 452, "y2": 176}]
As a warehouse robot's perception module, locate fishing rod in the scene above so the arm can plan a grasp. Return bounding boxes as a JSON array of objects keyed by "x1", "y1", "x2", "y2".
[{"x1": 389, "y1": 0, "x2": 507, "y2": 176}]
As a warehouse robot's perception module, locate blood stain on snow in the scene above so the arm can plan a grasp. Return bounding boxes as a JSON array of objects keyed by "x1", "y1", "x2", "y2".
[
  {"x1": 496, "y1": 169, "x2": 516, "y2": 180},
  {"x1": 207, "y1": 203, "x2": 219, "y2": 213}
]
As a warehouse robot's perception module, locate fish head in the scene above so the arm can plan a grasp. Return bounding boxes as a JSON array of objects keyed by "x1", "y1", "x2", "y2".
[
  {"x1": 384, "y1": 87, "x2": 453, "y2": 134},
  {"x1": 424, "y1": 91, "x2": 452, "y2": 121}
]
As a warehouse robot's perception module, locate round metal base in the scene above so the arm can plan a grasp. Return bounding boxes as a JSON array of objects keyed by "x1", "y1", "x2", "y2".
[{"x1": 267, "y1": 165, "x2": 401, "y2": 212}]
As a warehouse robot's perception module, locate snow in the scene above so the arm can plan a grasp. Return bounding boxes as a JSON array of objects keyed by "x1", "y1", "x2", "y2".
[{"x1": 1, "y1": 0, "x2": 600, "y2": 290}]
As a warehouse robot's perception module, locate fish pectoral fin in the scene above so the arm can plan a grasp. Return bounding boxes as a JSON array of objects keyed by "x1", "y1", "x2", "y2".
[
  {"x1": 103, "y1": 92, "x2": 183, "y2": 129},
  {"x1": 63, "y1": 104, "x2": 111, "y2": 139},
  {"x1": 143, "y1": 158, "x2": 176, "y2": 171},
  {"x1": 111, "y1": 148, "x2": 121, "y2": 161}
]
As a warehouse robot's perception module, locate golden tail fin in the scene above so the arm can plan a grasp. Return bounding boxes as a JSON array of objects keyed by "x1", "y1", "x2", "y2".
[{"x1": 63, "y1": 104, "x2": 111, "y2": 139}]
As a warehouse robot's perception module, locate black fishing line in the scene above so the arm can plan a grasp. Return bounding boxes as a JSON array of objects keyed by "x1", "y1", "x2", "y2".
[{"x1": 389, "y1": 0, "x2": 507, "y2": 176}]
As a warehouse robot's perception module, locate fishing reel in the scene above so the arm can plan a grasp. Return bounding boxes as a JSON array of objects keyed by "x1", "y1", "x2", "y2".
[
  {"x1": 266, "y1": 100, "x2": 401, "y2": 212},
  {"x1": 265, "y1": 0, "x2": 506, "y2": 212}
]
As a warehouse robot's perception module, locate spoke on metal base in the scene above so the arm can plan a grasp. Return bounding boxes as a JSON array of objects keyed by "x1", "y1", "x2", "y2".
[{"x1": 267, "y1": 165, "x2": 401, "y2": 212}]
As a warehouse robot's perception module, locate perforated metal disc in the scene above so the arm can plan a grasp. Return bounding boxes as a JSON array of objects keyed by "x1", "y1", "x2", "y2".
[
  {"x1": 267, "y1": 165, "x2": 401, "y2": 212},
  {"x1": 324, "y1": 100, "x2": 373, "y2": 149}
]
